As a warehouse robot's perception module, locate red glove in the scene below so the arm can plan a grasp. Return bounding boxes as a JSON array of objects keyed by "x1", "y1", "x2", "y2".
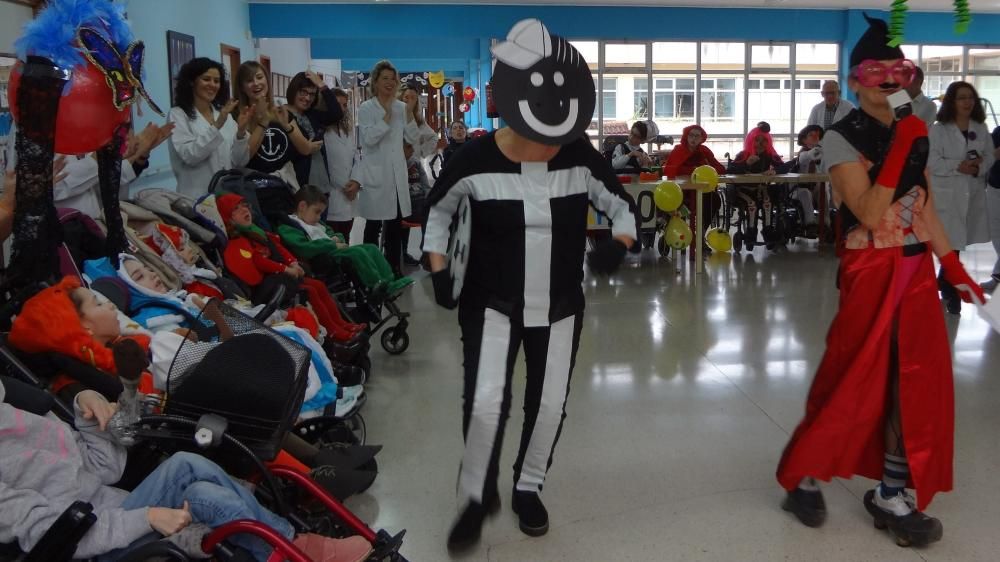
[
  {"x1": 940, "y1": 251, "x2": 986, "y2": 305},
  {"x1": 876, "y1": 115, "x2": 929, "y2": 190}
]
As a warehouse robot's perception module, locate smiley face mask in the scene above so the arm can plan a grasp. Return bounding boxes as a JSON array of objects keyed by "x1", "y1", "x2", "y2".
[{"x1": 491, "y1": 19, "x2": 596, "y2": 146}]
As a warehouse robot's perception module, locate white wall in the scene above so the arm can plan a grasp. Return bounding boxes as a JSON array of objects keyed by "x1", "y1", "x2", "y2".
[
  {"x1": 0, "y1": 2, "x2": 33, "y2": 54},
  {"x1": 256, "y1": 38, "x2": 310, "y2": 78},
  {"x1": 311, "y1": 59, "x2": 343, "y2": 88}
]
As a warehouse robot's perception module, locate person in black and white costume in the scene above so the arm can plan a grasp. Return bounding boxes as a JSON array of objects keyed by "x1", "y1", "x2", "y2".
[{"x1": 422, "y1": 19, "x2": 638, "y2": 551}]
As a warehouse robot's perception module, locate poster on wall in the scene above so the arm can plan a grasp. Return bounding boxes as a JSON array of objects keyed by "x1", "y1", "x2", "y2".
[{"x1": 167, "y1": 31, "x2": 195, "y2": 107}]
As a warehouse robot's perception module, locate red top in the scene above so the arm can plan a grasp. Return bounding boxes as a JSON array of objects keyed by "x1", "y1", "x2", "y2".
[
  {"x1": 223, "y1": 233, "x2": 297, "y2": 287},
  {"x1": 663, "y1": 125, "x2": 726, "y2": 176}
]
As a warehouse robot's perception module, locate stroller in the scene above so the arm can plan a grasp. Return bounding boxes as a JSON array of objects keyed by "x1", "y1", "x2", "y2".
[
  {"x1": 0, "y1": 295, "x2": 406, "y2": 561},
  {"x1": 208, "y1": 169, "x2": 411, "y2": 356}
]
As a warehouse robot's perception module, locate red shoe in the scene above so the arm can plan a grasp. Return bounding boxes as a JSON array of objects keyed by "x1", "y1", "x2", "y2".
[{"x1": 291, "y1": 534, "x2": 372, "y2": 562}]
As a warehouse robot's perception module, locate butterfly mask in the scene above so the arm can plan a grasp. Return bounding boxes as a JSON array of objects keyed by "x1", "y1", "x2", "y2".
[{"x1": 77, "y1": 26, "x2": 163, "y2": 116}]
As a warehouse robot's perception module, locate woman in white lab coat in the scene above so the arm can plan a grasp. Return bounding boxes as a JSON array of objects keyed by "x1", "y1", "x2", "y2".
[
  {"x1": 357, "y1": 60, "x2": 421, "y2": 274},
  {"x1": 928, "y1": 81, "x2": 993, "y2": 313},
  {"x1": 312, "y1": 88, "x2": 360, "y2": 239},
  {"x1": 168, "y1": 58, "x2": 252, "y2": 198}
]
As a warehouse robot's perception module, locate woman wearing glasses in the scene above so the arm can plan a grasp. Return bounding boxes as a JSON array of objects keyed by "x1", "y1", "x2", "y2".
[
  {"x1": 928, "y1": 81, "x2": 993, "y2": 314},
  {"x1": 776, "y1": 15, "x2": 983, "y2": 547}
]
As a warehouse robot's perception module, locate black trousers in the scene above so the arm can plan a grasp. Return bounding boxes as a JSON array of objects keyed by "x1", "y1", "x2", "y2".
[
  {"x1": 456, "y1": 306, "x2": 583, "y2": 506},
  {"x1": 363, "y1": 203, "x2": 403, "y2": 275}
]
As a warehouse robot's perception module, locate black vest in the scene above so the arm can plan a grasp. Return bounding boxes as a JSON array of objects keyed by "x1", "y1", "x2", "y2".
[{"x1": 827, "y1": 109, "x2": 928, "y2": 235}]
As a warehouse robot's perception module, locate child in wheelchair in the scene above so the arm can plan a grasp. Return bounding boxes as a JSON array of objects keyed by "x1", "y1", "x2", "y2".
[
  {"x1": 278, "y1": 184, "x2": 413, "y2": 298},
  {"x1": 725, "y1": 124, "x2": 794, "y2": 250},
  {"x1": 0, "y1": 378, "x2": 372, "y2": 561}
]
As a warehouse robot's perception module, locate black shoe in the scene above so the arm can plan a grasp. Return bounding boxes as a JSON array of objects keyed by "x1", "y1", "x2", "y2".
[
  {"x1": 447, "y1": 493, "x2": 500, "y2": 552},
  {"x1": 512, "y1": 490, "x2": 549, "y2": 537},
  {"x1": 782, "y1": 487, "x2": 826, "y2": 528}
]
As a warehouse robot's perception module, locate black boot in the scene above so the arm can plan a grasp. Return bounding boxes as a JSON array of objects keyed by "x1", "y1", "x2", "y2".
[
  {"x1": 447, "y1": 493, "x2": 500, "y2": 552},
  {"x1": 782, "y1": 487, "x2": 826, "y2": 528},
  {"x1": 512, "y1": 490, "x2": 549, "y2": 537}
]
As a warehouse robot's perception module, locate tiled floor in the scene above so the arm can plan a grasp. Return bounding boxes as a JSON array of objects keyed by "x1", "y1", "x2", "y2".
[{"x1": 347, "y1": 238, "x2": 1000, "y2": 562}]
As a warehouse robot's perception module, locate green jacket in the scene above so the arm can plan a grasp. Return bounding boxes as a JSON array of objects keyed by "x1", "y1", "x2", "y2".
[{"x1": 276, "y1": 222, "x2": 346, "y2": 261}]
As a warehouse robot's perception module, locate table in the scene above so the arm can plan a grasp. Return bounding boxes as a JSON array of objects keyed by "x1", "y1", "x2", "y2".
[
  {"x1": 587, "y1": 177, "x2": 712, "y2": 273},
  {"x1": 720, "y1": 173, "x2": 831, "y2": 241}
]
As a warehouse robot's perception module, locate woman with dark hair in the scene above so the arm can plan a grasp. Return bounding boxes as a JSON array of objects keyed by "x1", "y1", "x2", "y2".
[
  {"x1": 235, "y1": 61, "x2": 321, "y2": 189},
  {"x1": 167, "y1": 57, "x2": 253, "y2": 197},
  {"x1": 283, "y1": 71, "x2": 344, "y2": 188},
  {"x1": 314, "y1": 88, "x2": 361, "y2": 239},
  {"x1": 929, "y1": 80, "x2": 993, "y2": 314}
]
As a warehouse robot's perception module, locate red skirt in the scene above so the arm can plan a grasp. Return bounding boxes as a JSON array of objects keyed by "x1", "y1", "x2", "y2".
[{"x1": 776, "y1": 246, "x2": 954, "y2": 511}]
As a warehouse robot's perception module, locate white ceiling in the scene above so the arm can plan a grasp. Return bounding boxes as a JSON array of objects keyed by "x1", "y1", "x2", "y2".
[{"x1": 249, "y1": 0, "x2": 1000, "y2": 14}]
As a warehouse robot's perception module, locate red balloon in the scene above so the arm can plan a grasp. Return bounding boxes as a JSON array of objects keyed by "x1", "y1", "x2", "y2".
[
  {"x1": 459, "y1": 102, "x2": 471, "y2": 113},
  {"x1": 463, "y1": 86, "x2": 476, "y2": 102},
  {"x1": 9, "y1": 60, "x2": 131, "y2": 155}
]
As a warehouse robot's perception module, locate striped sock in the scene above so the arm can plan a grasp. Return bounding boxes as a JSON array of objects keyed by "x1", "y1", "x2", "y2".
[{"x1": 881, "y1": 453, "x2": 909, "y2": 497}]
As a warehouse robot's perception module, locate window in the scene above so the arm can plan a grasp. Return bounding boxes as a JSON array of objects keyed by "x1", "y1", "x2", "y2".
[
  {"x1": 602, "y1": 77, "x2": 617, "y2": 120},
  {"x1": 633, "y1": 78, "x2": 649, "y2": 119},
  {"x1": 700, "y1": 78, "x2": 736, "y2": 122}
]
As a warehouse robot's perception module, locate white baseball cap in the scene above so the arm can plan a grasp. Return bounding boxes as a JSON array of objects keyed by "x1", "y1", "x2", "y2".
[{"x1": 492, "y1": 19, "x2": 551, "y2": 70}]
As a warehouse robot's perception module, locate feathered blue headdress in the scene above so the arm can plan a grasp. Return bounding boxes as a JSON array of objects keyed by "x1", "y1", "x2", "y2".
[{"x1": 14, "y1": 0, "x2": 134, "y2": 71}]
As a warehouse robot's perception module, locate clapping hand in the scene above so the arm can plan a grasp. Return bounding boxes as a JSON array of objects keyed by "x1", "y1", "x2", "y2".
[{"x1": 216, "y1": 99, "x2": 240, "y2": 129}]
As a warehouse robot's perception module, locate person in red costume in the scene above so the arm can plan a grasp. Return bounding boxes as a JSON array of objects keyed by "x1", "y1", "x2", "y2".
[
  {"x1": 663, "y1": 125, "x2": 727, "y2": 246},
  {"x1": 215, "y1": 193, "x2": 366, "y2": 344},
  {"x1": 776, "y1": 15, "x2": 985, "y2": 547}
]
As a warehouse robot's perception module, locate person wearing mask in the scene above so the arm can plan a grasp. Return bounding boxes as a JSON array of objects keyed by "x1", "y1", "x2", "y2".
[
  {"x1": 807, "y1": 80, "x2": 856, "y2": 130},
  {"x1": 928, "y1": 81, "x2": 993, "y2": 314},
  {"x1": 168, "y1": 57, "x2": 252, "y2": 198},
  {"x1": 778, "y1": 17, "x2": 982, "y2": 547},
  {"x1": 356, "y1": 60, "x2": 421, "y2": 275},
  {"x1": 906, "y1": 67, "x2": 938, "y2": 126},
  {"x1": 235, "y1": 61, "x2": 322, "y2": 189},
  {"x1": 283, "y1": 71, "x2": 344, "y2": 188}
]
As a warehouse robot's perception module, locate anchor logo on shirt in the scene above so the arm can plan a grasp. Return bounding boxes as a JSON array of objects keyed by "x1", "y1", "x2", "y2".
[{"x1": 258, "y1": 127, "x2": 289, "y2": 163}]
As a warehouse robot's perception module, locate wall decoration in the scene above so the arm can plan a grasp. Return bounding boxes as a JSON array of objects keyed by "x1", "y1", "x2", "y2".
[{"x1": 167, "y1": 31, "x2": 195, "y2": 107}]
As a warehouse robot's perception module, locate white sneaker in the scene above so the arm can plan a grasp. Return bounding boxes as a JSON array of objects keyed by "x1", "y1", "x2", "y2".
[
  {"x1": 872, "y1": 484, "x2": 914, "y2": 517},
  {"x1": 334, "y1": 394, "x2": 358, "y2": 417}
]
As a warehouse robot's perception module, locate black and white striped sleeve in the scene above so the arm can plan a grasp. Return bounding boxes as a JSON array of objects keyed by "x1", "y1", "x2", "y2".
[
  {"x1": 584, "y1": 145, "x2": 639, "y2": 240},
  {"x1": 422, "y1": 145, "x2": 474, "y2": 255}
]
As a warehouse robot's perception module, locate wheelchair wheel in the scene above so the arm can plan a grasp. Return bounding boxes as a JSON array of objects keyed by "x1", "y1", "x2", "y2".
[
  {"x1": 656, "y1": 236, "x2": 670, "y2": 257},
  {"x1": 381, "y1": 326, "x2": 410, "y2": 355}
]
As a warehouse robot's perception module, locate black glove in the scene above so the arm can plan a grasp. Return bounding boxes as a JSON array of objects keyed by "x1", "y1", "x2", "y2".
[
  {"x1": 431, "y1": 268, "x2": 459, "y2": 309},
  {"x1": 587, "y1": 239, "x2": 628, "y2": 275}
]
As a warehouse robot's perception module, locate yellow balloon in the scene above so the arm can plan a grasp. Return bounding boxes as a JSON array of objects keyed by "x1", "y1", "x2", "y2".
[
  {"x1": 654, "y1": 181, "x2": 683, "y2": 212},
  {"x1": 665, "y1": 216, "x2": 693, "y2": 250},
  {"x1": 705, "y1": 227, "x2": 732, "y2": 252},
  {"x1": 692, "y1": 165, "x2": 720, "y2": 191},
  {"x1": 429, "y1": 71, "x2": 446, "y2": 89}
]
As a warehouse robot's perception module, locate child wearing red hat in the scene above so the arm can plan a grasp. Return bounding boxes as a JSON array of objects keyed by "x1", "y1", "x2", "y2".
[
  {"x1": 145, "y1": 223, "x2": 225, "y2": 300},
  {"x1": 216, "y1": 193, "x2": 365, "y2": 343}
]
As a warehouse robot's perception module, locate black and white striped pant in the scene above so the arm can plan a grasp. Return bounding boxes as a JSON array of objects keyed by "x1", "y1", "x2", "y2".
[{"x1": 457, "y1": 306, "x2": 583, "y2": 505}]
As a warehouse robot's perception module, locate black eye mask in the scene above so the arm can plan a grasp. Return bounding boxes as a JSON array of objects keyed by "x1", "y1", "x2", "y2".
[{"x1": 491, "y1": 19, "x2": 596, "y2": 146}]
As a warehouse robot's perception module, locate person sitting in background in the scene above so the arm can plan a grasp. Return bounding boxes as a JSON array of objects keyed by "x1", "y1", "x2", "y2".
[
  {"x1": 791, "y1": 124, "x2": 824, "y2": 237},
  {"x1": 728, "y1": 125, "x2": 786, "y2": 174},
  {"x1": 663, "y1": 125, "x2": 726, "y2": 242},
  {"x1": 610, "y1": 121, "x2": 653, "y2": 171}
]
